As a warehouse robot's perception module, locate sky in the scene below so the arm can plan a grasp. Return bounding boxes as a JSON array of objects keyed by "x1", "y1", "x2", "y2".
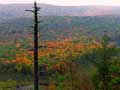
[{"x1": 0, "y1": 0, "x2": 120, "y2": 6}]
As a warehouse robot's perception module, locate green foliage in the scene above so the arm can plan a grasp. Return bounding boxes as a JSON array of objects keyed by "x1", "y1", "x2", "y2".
[
  {"x1": 80, "y1": 34, "x2": 120, "y2": 90},
  {"x1": 110, "y1": 65, "x2": 120, "y2": 73},
  {"x1": 0, "y1": 45, "x2": 17, "y2": 60},
  {"x1": 111, "y1": 77, "x2": 120, "y2": 85},
  {"x1": 0, "y1": 80, "x2": 16, "y2": 90}
]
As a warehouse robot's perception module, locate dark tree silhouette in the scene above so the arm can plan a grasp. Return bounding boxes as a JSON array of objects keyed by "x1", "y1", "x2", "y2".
[{"x1": 25, "y1": 1, "x2": 40, "y2": 90}]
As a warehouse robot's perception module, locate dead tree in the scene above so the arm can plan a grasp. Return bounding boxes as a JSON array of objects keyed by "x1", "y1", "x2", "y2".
[{"x1": 25, "y1": 1, "x2": 40, "y2": 90}]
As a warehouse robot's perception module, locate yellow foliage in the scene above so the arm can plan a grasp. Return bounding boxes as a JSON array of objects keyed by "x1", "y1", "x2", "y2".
[{"x1": 48, "y1": 83, "x2": 56, "y2": 90}]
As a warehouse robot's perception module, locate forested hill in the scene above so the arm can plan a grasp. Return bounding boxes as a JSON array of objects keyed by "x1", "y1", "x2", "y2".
[
  {"x1": 0, "y1": 4, "x2": 120, "y2": 44},
  {"x1": 0, "y1": 4, "x2": 120, "y2": 19},
  {"x1": 0, "y1": 16, "x2": 120, "y2": 44}
]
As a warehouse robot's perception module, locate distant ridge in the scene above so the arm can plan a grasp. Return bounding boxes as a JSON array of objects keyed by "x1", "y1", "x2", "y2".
[{"x1": 0, "y1": 4, "x2": 120, "y2": 19}]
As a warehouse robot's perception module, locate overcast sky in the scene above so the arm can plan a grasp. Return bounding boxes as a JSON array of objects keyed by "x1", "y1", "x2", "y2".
[{"x1": 0, "y1": 0, "x2": 120, "y2": 6}]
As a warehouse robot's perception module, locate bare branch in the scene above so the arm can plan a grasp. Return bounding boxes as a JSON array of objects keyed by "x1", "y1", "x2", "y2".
[
  {"x1": 25, "y1": 10, "x2": 34, "y2": 12},
  {"x1": 38, "y1": 45, "x2": 62, "y2": 49}
]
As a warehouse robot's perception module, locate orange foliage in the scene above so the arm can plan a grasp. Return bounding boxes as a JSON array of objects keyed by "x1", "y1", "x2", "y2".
[
  {"x1": 51, "y1": 61, "x2": 67, "y2": 73},
  {"x1": 14, "y1": 53, "x2": 32, "y2": 64},
  {"x1": 28, "y1": 51, "x2": 34, "y2": 57},
  {"x1": 15, "y1": 43, "x2": 21, "y2": 48},
  {"x1": 4, "y1": 52, "x2": 32, "y2": 64},
  {"x1": 3, "y1": 39, "x2": 104, "y2": 66}
]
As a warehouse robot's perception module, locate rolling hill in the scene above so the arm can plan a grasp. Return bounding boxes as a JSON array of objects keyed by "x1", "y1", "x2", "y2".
[
  {"x1": 0, "y1": 4, "x2": 120, "y2": 44},
  {"x1": 0, "y1": 4, "x2": 120, "y2": 19}
]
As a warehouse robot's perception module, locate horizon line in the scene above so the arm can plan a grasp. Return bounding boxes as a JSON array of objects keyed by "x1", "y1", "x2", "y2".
[{"x1": 0, "y1": 3, "x2": 120, "y2": 7}]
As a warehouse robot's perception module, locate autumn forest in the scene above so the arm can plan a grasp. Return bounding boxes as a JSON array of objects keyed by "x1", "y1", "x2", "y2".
[{"x1": 0, "y1": 2, "x2": 120, "y2": 90}]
